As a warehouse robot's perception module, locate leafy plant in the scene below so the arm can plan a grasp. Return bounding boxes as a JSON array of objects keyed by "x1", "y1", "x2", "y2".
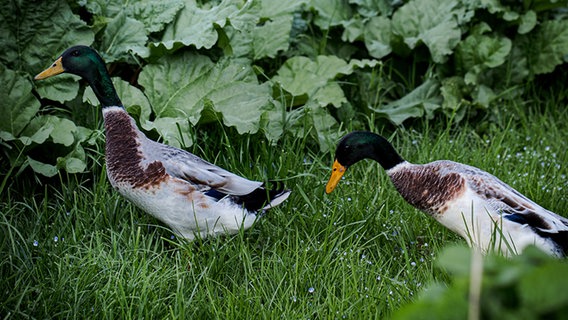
[
  {"x1": 1, "y1": 0, "x2": 567, "y2": 176},
  {"x1": 393, "y1": 245, "x2": 568, "y2": 320}
]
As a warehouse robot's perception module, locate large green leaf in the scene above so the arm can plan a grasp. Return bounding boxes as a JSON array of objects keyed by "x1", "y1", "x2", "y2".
[
  {"x1": 372, "y1": 79, "x2": 442, "y2": 125},
  {"x1": 138, "y1": 53, "x2": 214, "y2": 119},
  {"x1": 82, "y1": 0, "x2": 185, "y2": 34},
  {"x1": 27, "y1": 142, "x2": 88, "y2": 177},
  {"x1": 273, "y1": 55, "x2": 351, "y2": 100},
  {"x1": 225, "y1": 0, "x2": 305, "y2": 59},
  {"x1": 35, "y1": 75, "x2": 81, "y2": 103},
  {"x1": 27, "y1": 157, "x2": 58, "y2": 177},
  {"x1": 395, "y1": 246, "x2": 568, "y2": 320},
  {"x1": 350, "y1": 0, "x2": 394, "y2": 17},
  {"x1": 20, "y1": 116, "x2": 79, "y2": 147},
  {"x1": 251, "y1": 0, "x2": 306, "y2": 59},
  {"x1": 0, "y1": 0, "x2": 93, "y2": 73},
  {"x1": 139, "y1": 52, "x2": 273, "y2": 147},
  {"x1": 272, "y1": 55, "x2": 378, "y2": 149},
  {"x1": 517, "y1": 10, "x2": 537, "y2": 34},
  {"x1": 520, "y1": 19, "x2": 568, "y2": 75},
  {"x1": 11, "y1": 114, "x2": 90, "y2": 177},
  {"x1": 341, "y1": 18, "x2": 364, "y2": 43},
  {"x1": 128, "y1": 0, "x2": 185, "y2": 33},
  {"x1": 273, "y1": 55, "x2": 378, "y2": 107},
  {"x1": 391, "y1": 0, "x2": 464, "y2": 63},
  {"x1": 16, "y1": 117, "x2": 52, "y2": 146},
  {"x1": 486, "y1": 42, "x2": 529, "y2": 88},
  {"x1": 309, "y1": 0, "x2": 353, "y2": 29},
  {"x1": 100, "y1": 11, "x2": 149, "y2": 62},
  {"x1": 363, "y1": 16, "x2": 392, "y2": 59},
  {"x1": 0, "y1": 66, "x2": 40, "y2": 138},
  {"x1": 152, "y1": 0, "x2": 238, "y2": 52},
  {"x1": 455, "y1": 31, "x2": 512, "y2": 85},
  {"x1": 519, "y1": 262, "x2": 568, "y2": 314},
  {"x1": 251, "y1": 16, "x2": 293, "y2": 59},
  {"x1": 458, "y1": 34, "x2": 512, "y2": 69}
]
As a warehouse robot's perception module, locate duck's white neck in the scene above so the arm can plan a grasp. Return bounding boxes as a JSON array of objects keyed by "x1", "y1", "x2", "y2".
[{"x1": 385, "y1": 161, "x2": 412, "y2": 174}]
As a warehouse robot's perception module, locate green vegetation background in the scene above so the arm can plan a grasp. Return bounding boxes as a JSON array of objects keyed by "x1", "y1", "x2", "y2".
[{"x1": 1, "y1": 0, "x2": 567, "y2": 318}]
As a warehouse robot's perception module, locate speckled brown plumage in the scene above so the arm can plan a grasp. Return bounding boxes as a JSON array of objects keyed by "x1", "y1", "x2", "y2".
[
  {"x1": 468, "y1": 175, "x2": 537, "y2": 211},
  {"x1": 389, "y1": 164, "x2": 465, "y2": 215},
  {"x1": 104, "y1": 109, "x2": 168, "y2": 189}
]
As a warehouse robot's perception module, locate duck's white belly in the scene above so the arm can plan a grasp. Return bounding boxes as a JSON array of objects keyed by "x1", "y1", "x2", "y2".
[
  {"x1": 109, "y1": 175, "x2": 258, "y2": 241},
  {"x1": 436, "y1": 189, "x2": 558, "y2": 256}
]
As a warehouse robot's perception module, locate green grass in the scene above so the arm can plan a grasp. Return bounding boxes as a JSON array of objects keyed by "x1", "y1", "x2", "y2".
[{"x1": 1, "y1": 98, "x2": 567, "y2": 319}]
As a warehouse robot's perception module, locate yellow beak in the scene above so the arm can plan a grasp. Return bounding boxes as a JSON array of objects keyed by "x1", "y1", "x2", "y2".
[
  {"x1": 35, "y1": 57, "x2": 64, "y2": 80},
  {"x1": 325, "y1": 160, "x2": 347, "y2": 194}
]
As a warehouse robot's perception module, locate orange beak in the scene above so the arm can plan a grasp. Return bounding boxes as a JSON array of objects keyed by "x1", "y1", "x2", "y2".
[
  {"x1": 35, "y1": 57, "x2": 64, "y2": 80},
  {"x1": 325, "y1": 160, "x2": 347, "y2": 194}
]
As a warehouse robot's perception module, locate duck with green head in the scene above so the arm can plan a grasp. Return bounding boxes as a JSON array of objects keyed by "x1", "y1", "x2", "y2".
[
  {"x1": 326, "y1": 131, "x2": 568, "y2": 257},
  {"x1": 35, "y1": 46, "x2": 291, "y2": 241}
]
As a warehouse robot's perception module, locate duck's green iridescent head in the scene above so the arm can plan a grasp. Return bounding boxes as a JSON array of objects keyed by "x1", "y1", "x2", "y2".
[
  {"x1": 326, "y1": 131, "x2": 404, "y2": 194},
  {"x1": 35, "y1": 45, "x2": 121, "y2": 107}
]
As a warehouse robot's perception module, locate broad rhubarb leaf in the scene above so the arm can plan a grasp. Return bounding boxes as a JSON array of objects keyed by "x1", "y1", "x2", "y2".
[
  {"x1": 0, "y1": 66, "x2": 40, "y2": 138},
  {"x1": 372, "y1": 79, "x2": 442, "y2": 125},
  {"x1": 152, "y1": 0, "x2": 238, "y2": 52},
  {"x1": 138, "y1": 52, "x2": 273, "y2": 147},
  {"x1": 391, "y1": 0, "x2": 464, "y2": 63}
]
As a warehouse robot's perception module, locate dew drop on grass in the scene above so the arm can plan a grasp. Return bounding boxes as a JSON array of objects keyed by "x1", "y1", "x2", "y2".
[
  {"x1": 33, "y1": 240, "x2": 38, "y2": 247},
  {"x1": 308, "y1": 287, "x2": 315, "y2": 294},
  {"x1": 54, "y1": 236, "x2": 58, "y2": 242}
]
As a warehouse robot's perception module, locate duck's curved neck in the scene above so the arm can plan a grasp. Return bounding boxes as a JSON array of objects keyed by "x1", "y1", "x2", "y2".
[
  {"x1": 369, "y1": 135, "x2": 405, "y2": 170},
  {"x1": 86, "y1": 60, "x2": 123, "y2": 108}
]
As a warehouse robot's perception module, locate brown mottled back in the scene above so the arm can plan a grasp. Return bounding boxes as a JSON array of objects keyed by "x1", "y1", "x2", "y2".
[
  {"x1": 104, "y1": 110, "x2": 168, "y2": 189},
  {"x1": 389, "y1": 163, "x2": 466, "y2": 215}
]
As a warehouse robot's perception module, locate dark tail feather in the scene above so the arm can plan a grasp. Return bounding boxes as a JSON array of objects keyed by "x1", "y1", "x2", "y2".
[
  {"x1": 236, "y1": 181, "x2": 291, "y2": 212},
  {"x1": 535, "y1": 229, "x2": 568, "y2": 257}
]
